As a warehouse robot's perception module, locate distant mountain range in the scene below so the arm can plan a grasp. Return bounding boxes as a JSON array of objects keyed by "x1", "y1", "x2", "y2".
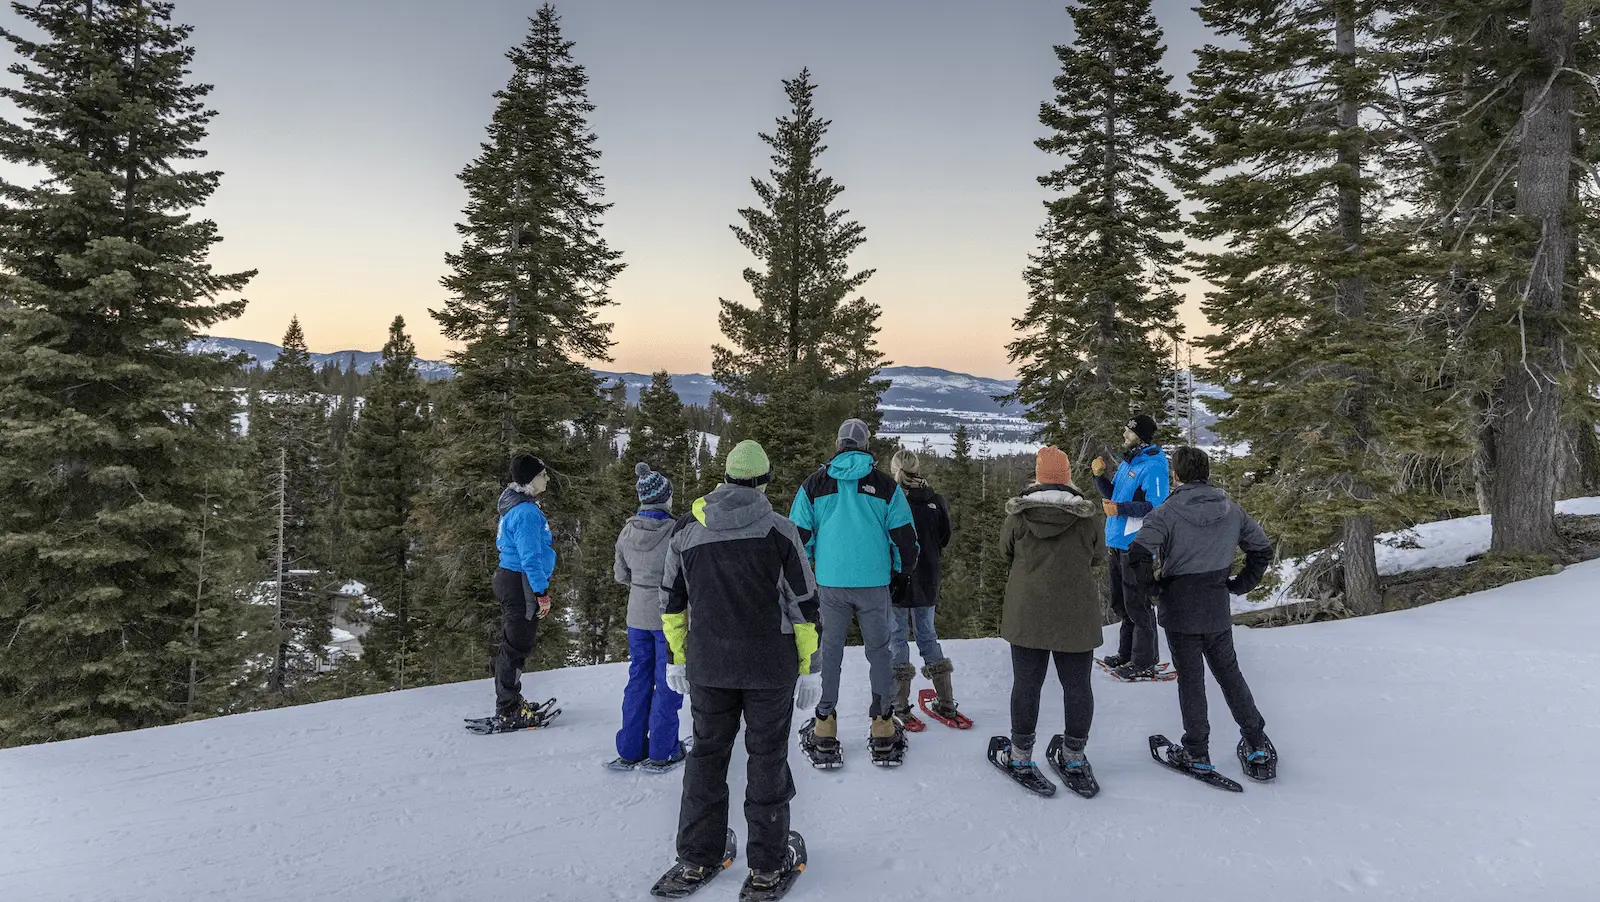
[{"x1": 189, "y1": 336, "x2": 1025, "y2": 414}]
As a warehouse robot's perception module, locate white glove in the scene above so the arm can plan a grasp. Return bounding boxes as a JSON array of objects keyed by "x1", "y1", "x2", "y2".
[
  {"x1": 794, "y1": 673, "x2": 822, "y2": 711},
  {"x1": 666, "y1": 663, "x2": 690, "y2": 697}
]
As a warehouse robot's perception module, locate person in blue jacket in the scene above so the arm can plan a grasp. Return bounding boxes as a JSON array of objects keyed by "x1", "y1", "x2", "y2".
[
  {"x1": 1092, "y1": 414, "x2": 1170, "y2": 681},
  {"x1": 490, "y1": 452, "x2": 556, "y2": 730},
  {"x1": 789, "y1": 419, "x2": 920, "y2": 767}
]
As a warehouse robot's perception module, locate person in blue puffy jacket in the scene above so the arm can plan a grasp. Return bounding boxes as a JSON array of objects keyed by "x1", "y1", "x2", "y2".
[
  {"x1": 489, "y1": 453, "x2": 556, "y2": 730},
  {"x1": 1092, "y1": 413, "x2": 1170, "y2": 681}
]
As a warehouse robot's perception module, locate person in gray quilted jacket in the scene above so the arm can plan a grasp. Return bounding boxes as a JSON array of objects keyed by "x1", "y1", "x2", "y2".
[{"x1": 609, "y1": 462, "x2": 686, "y2": 770}]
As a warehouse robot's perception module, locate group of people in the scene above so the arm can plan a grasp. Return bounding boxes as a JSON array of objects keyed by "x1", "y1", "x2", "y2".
[{"x1": 487, "y1": 413, "x2": 1280, "y2": 894}]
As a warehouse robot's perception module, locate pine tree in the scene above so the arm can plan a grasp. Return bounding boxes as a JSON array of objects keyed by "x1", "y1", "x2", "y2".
[
  {"x1": 1383, "y1": 1, "x2": 1600, "y2": 553},
  {"x1": 0, "y1": 0, "x2": 258, "y2": 744},
  {"x1": 629, "y1": 371, "x2": 694, "y2": 485},
  {"x1": 249, "y1": 318, "x2": 338, "y2": 692},
  {"x1": 1184, "y1": 0, "x2": 1418, "y2": 614},
  {"x1": 340, "y1": 316, "x2": 431, "y2": 689},
  {"x1": 713, "y1": 70, "x2": 887, "y2": 498},
  {"x1": 413, "y1": 4, "x2": 619, "y2": 682},
  {"x1": 1006, "y1": 0, "x2": 1186, "y2": 463}
]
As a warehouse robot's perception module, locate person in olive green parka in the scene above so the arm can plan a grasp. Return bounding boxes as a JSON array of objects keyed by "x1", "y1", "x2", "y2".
[{"x1": 996, "y1": 446, "x2": 1106, "y2": 777}]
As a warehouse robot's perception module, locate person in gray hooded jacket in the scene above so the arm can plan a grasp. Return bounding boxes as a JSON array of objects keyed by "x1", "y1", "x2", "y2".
[
  {"x1": 608, "y1": 463, "x2": 687, "y2": 771},
  {"x1": 1129, "y1": 446, "x2": 1276, "y2": 775}
]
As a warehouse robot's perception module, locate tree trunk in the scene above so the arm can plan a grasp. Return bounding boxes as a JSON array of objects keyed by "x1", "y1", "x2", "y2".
[
  {"x1": 1333, "y1": 1, "x2": 1381, "y2": 615},
  {"x1": 1490, "y1": 0, "x2": 1576, "y2": 554}
]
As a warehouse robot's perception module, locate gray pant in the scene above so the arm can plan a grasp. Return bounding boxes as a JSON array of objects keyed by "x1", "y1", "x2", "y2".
[{"x1": 816, "y1": 585, "x2": 895, "y2": 719}]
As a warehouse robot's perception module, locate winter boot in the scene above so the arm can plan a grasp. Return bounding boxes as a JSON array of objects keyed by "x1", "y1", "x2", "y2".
[
  {"x1": 921, "y1": 658, "x2": 959, "y2": 719},
  {"x1": 1169, "y1": 745, "x2": 1214, "y2": 773},
  {"x1": 812, "y1": 712, "x2": 837, "y2": 743},
  {"x1": 1237, "y1": 733, "x2": 1277, "y2": 782},
  {"x1": 1006, "y1": 732, "x2": 1036, "y2": 767},
  {"x1": 1099, "y1": 652, "x2": 1130, "y2": 670},
  {"x1": 868, "y1": 714, "x2": 906, "y2": 767},
  {"x1": 642, "y1": 737, "x2": 693, "y2": 774},
  {"x1": 1111, "y1": 661, "x2": 1163, "y2": 682},
  {"x1": 494, "y1": 699, "x2": 552, "y2": 731},
  {"x1": 891, "y1": 663, "x2": 916, "y2": 720},
  {"x1": 1046, "y1": 734, "x2": 1101, "y2": 798}
]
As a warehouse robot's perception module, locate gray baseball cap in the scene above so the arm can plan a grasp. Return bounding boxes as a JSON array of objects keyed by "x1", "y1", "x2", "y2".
[{"x1": 837, "y1": 418, "x2": 871, "y2": 452}]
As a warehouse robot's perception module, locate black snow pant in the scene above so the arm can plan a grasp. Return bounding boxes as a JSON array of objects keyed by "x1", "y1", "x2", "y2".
[
  {"x1": 1109, "y1": 548, "x2": 1159, "y2": 667},
  {"x1": 677, "y1": 683, "x2": 797, "y2": 872},
  {"x1": 1008, "y1": 644, "x2": 1095, "y2": 755},
  {"x1": 1165, "y1": 628, "x2": 1267, "y2": 757},
  {"x1": 492, "y1": 567, "x2": 541, "y2": 715}
]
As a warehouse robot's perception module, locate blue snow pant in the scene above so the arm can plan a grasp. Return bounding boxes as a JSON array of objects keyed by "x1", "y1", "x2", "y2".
[{"x1": 617, "y1": 627, "x2": 684, "y2": 762}]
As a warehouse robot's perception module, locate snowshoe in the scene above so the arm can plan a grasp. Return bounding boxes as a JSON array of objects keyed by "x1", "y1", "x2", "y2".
[
  {"x1": 917, "y1": 688, "x2": 974, "y2": 729},
  {"x1": 1106, "y1": 661, "x2": 1176, "y2": 683},
  {"x1": 604, "y1": 756, "x2": 643, "y2": 771},
  {"x1": 986, "y1": 736, "x2": 1056, "y2": 797},
  {"x1": 798, "y1": 717, "x2": 843, "y2": 770},
  {"x1": 738, "y1": 831, "x2": 806, "y2": 901},
  {"x1": 896, "y1": 705, "x2": 927, "y2": 733},
  {"x1": 1237, "y1": 735, "x2": 1278, "y2": 782},
  {"x1": 1149, "y1": 734, "x2": 1242, "y2": 793},
  {"x1": 650, "y1": 829, "x2": 737, "y2": 898},
  {"x1": 868, "y1": 715, "x2": 907, "y2": 767},
  {"x1": 463, "y1": 698, "x2": 560, "y2": 734},
  {"x1": 1045, "y1": 735, "x2": 1100, "y2": 799},
  {"x1": 641, "y1": 739, "x2": 692, "y2": 774}
]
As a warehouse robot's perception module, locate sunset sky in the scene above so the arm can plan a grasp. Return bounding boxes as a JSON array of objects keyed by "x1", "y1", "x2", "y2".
[{"x1": 7, "y1": 0, "x2": 1216, "y2": 379}]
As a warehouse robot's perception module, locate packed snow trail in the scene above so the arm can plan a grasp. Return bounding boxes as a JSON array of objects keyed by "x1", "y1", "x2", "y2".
[{"x1": 4, "y1": 563, "x2": 1600, "y2": 901}]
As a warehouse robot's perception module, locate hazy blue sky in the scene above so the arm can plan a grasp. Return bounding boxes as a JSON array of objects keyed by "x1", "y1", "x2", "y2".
[{"x1": 6, "y1": 0, "x2": 1213, "y2": 377}]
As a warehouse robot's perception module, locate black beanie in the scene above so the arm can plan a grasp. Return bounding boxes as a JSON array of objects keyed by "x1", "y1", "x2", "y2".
[
  {"x1": 1128, "y1": 414, "x2": 1159, "y2": 444},
  {"x1": 510, "y1": 453, "x2": 546, "y2": 486}
]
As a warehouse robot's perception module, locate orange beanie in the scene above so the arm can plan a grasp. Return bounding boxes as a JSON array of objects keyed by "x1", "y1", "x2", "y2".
[{"x1": 1036, "y1": 446, "x2": 1072, "y2": 486}]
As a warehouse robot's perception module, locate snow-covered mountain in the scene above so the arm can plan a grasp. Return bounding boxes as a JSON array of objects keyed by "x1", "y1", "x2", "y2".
[
  {"x1": 188, "y1": 336, "x2": 456, "y2": 381},
  {"x1": 3, "y1": 560, "x2": 1595, "y2": 900}
]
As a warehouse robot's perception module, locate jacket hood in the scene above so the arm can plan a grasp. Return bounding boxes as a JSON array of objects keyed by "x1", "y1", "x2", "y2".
[
  {"x1": 905, "y1": 484, "x2": 937, "y2": 504},
  {"x1": 1165, "y1": 482, "x2": 1232, "y2": 528},
  {"x1": 497, "y1": 485, "x2": 532, "y2": 517},
  {"x1": 827, "y1": 451, "x2": 875, "y2": 481},
  {"x1": 693, "y1": 484, "x2": 773, "y2": 531},
  {"x1": 621, "y1": 514, "x2": 675, "y2": 552},
  {"x1": 1006, "y1": 485, "x2": 1098, "y2": 538}
]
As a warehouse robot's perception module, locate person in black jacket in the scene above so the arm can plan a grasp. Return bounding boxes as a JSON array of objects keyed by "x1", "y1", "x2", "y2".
[
  {"x1": 887, "y1": 449, "x2": 959, "y2": 724},
  {"x1": 1128, "y1": 446, "x2": 1276, "y2": 776}
]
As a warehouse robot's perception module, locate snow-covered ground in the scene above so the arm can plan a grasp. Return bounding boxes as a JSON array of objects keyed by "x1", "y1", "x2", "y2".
[
  {"x1": 5, "y1": 564, "x2": 1599, "y2": 900},
  {"x1": 1236, "y1": 496, "x2": 1600, "y2": 613}
]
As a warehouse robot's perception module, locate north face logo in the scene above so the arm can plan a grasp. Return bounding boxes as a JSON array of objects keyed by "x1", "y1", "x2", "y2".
[
  {"x1": 861, "y1": 485, "x2": 877, "y2": 495},
  {"x1": 927, "y1": 503, "x2": 938, "y2": 510}
]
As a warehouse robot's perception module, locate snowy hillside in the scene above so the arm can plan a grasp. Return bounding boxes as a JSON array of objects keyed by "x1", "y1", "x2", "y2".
[
  {"x1": 5, "y1": 565, "x2": 1598, "y2": 901},
  {"x1": 1235, "y1": 496, "x2": 1600, "y2": 613},
  {"x1": 188, "y1": 336, "x2": 455, "y2": 381}
]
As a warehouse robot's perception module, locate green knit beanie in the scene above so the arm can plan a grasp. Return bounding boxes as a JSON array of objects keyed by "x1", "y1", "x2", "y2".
[{"x1": 724, "y1": 440, "x2": 771, "y2": 483}]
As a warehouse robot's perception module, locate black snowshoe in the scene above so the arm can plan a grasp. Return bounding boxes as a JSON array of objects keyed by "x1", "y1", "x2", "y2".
[
  {"x1": 650, "y1": 829, "x2": 737, "y2": 898},
  {"x1": 868, "y1": 716, "x2": 907, "y2": 767},
  {"x1": 986, "y1": 736, "x2": 1056, "y2": 797},
  {"x1": 1149, "y1": 734, "x2": 1243, "y2": 793},
  {"x1": 798, "y1": 717, "x2": 843, "y2": 769},
  {"x1": 603, "y1": 756, "x2": 643, "y2": 771},
  {"x1": 1045, "y1": 735, "x2": 1101, "y2": 799},
  {"x1": 738, "y1": 831, "x2": 807, "y2": 901},
  {"x1": 463, "y1": 698, "x2": 560, "y2": 734},
  {"x1": 1237, "y1": 735, "x2": 1278, "y2": 782},
  {"x1": 641, "y1": 739, "x2": 692, "y2": 774}
]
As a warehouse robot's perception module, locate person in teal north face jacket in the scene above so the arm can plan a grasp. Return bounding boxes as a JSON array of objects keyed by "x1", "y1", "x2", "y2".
[{"x1": 789, "y1": 419, "x2": 920, "y2": 761}]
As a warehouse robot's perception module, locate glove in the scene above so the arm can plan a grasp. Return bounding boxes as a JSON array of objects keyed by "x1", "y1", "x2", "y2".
[
  {"x1": 666, "y1": 663, "x2": 690, "y2": 696},
  {"x1": 1092, "y1": 456, "x2": 1106, "y2": 477},
  {"x1": 889, "y1": 571, "x2": 911, "y2": 606},
  {"x1": 794, "y1": 673, "x2": 823, "y2": 711},
  {"x1": 536, "y1": 594, "x2": 552, "y2": 617},
  {"x1": 1101, "y1": 500, "x2": 1119, "y2": 517},
  {"x1": 1226, "y1": 576, "x2": 1257, "y2": 597}
]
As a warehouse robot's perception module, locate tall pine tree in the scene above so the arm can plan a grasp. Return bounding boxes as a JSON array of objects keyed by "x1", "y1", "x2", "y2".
[
  {"x1": 1184, "y1": 0, "x2": 1416, "y2": 614},
  {"x1": 0, "y1": 0, "x2": 258, "y2": 744},
  {"x1": 414, "y1": 4, "x2": 620, "y2": 681},
  {"x1": 1006, "y1": 0, "x2": 1187, "y2": 463},
  {"x1": 250, "y1": 317, "x2": 338, "y2": 693},
  {"x1": 712, "y1": 70, "x2": 887, "y2": 498},
  {"x1": 1383, "y1": 1, "x2": 1600, "y2": 553},
  {"x1": 340, "y1": 316, "x2": 431, "y2": 690},
  {"x1": 629, "y1": 371, "x2": 694, "y2": 485}
]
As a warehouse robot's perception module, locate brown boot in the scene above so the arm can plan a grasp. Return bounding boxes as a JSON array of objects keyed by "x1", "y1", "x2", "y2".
[
  {"x1": 892, "y1": 663, "x2": 916, "y2": 719},
  {"x1": 812, "y1": 712, "x2": 837, "y2": 741},
  {"x1": 922, "y1": 658, "x2": 958, "y2": 717}
]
